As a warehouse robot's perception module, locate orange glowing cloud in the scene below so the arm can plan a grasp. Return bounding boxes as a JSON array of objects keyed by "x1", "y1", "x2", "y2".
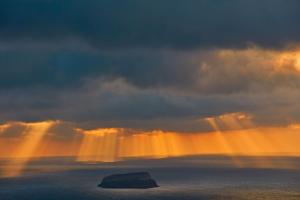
[
  {"x1": 216, "y1": 48, "x2": 300, "y2": 74},
  {"x1": 277, "y1": 51, "x2": 300, "y2": 73},
  {"x1": 0, "y1": 124, "x2": 9, "y2": 133}
]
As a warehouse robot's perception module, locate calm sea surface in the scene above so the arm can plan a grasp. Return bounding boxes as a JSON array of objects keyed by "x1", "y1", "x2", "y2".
[{"x1": 0, "y1": 156, "x2": 299, "y2": 200}]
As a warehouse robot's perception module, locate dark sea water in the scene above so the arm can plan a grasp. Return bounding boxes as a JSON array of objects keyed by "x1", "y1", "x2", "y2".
[{"x1": 0, "y1": 156, "x2": 300, "y2": 200}]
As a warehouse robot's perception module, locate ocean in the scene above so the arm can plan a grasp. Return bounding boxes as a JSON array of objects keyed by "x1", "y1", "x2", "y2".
[{"x1": 0, "y1": 156, "x2": 299, "y2": 200}]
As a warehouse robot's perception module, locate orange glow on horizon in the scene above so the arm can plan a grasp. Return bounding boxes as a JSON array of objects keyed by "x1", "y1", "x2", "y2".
[
  {"x1": 77, "y1": 128, "x2": 299, "y2": 159},
  {"x1": 0, "y1": 117, "x2": 300, "y2": 177},
  {"x1": 76, "y1": 114, "x2": 300, "y2": 166},
  {"x1": 0, "y1": 121, "x2": 57, "y2": 177},
  {"x1": 77, "y1": 128, "x2": 121, "y2": 162}
]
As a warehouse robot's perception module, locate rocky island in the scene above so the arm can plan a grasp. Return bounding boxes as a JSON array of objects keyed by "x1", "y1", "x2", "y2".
[{"x1": 98, "y1": 172, "x2": 159, "y2": 189}]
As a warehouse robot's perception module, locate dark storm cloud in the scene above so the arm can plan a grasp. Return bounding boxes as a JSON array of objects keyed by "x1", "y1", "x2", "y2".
[
  {"x1": 0, "y1": 0, "x2": 300, "y2": 49},
  {"x1": 0, "y1": 79, "x2": 250, "y2": 131},
  {"x1": 1, "y1": 48, "x2": 300, "y2": 93},
  {"x1": 0, "y1": 50, "x2": 195, "y2": 89},
  {"x1": 1, "y1": 0, "x2": 300, "y2": 91},
  {"x1": 1, "y1": 47, "x2": 300, "y2": 131},
  {"x1": 1, "y1": 78, "x2": 299, "y2": 132},
  {"x1": 1, "y1": 0, "x2": 300, "y2": 131}
]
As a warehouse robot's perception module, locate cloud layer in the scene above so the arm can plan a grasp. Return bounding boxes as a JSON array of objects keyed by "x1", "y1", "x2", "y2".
[
  {"x1": 1, "y1": 0, "x2": 300, "y2": 131},
  {"x1": 1, "y1": 0, "x2": 300, "y2": 49}
]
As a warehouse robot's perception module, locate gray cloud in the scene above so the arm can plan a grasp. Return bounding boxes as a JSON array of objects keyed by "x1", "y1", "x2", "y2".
[
  {"x1": 0, "y1": 0, "x2": 300, "y2": 50},
  {"x1": 1, "y1": 48, "x2": 300, "y2": 92},
  {"x1": 0, "y1": 79, "x2": 241, "y2": 131},
  {"x1": 1, "y1": 0, "x2": 300, "y2": 92},
  {"x1": 1, "y1": 47, "x2": 300, "y2": 131},
  {"x1": 1, "y1": 0, "x2": 300, "y2": 131},
  {"x1": 0, "y1": 77, "x2": 299, "y2": 132}
]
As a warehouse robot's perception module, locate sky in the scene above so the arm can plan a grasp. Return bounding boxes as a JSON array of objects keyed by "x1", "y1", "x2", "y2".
[{"x1": 1, "y1": 0, "x2": 300, "y2": 176}]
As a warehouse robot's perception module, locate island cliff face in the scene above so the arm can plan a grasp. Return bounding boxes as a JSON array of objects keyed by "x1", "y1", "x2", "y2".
[{"x1": 98, "y1": 172, "x2": 159, "y2": 189}]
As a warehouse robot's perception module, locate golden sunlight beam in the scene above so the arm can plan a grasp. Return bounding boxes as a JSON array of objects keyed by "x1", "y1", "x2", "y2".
[
  {"x1": 1, "y1": 121, "x2": 57, "y2": 177},
  {"x1": 1, "y1": 117, "x2": 300, "y2": 173},
  {"x1": 75, "y1": 114, "x2": 300, "y2": 169},
  {"x1": 76, "y1": 128, "x2": 122, "y2": 162},
  {"x1": 205, "y1": 113, "x2": 276, "y2": 168}
]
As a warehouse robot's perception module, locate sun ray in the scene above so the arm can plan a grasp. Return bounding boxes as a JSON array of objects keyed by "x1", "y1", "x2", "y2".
[
  {"x1": 0, "y1": 117, "x2": 299, "y2": 172},
  {"x1": 76, "y1": 128, "x2": 122, "y2": 162},
  {"x1": 1, "y1": 121, "x2": 56, "y2": 177}
]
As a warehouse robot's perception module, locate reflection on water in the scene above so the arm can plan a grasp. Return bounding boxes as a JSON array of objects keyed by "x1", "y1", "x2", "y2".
[{"x1": 0, "y1": 156, "x2": 299, "y2": 200}]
